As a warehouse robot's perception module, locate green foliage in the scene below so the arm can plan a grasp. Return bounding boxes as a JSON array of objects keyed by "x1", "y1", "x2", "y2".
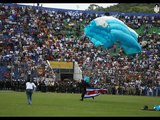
[
  {"x1": 88, "y1": 3, "x2": 159, "y2": 13},
  {"x1": 0, "y1": 91, "x2": 160, "y2": 116}
]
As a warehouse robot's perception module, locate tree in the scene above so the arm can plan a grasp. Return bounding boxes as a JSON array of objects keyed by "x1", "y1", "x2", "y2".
[
  {"x1": 87, "y1": 3, "x2": 159, "y2": 13},
  {"x1": 87, "y1": 4, "x2": 100, "y2": 11}
]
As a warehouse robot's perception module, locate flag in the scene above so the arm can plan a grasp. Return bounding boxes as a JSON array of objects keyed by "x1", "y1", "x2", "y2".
[{"x1": 84, "y1": 88, "x2": 107, "y2": 98}]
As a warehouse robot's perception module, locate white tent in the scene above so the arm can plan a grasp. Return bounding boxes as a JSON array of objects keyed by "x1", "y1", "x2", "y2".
[{"x1": 73, "y1": 61, "x2": 82, "y2": 81}]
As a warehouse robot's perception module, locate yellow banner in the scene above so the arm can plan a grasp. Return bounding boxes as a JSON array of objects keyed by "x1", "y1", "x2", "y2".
[{"x1": 48, "y1": 61, "x2": 73, "y2": 69}]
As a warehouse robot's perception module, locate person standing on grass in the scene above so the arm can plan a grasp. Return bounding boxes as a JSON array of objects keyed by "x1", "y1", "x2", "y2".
[
  {"x1": 26, "y1": 76, "x2": 36, "y2": 105},
  {"x1": 80, "y1": 79, "x2": 88, "y2": 101},
  {"x1": 80, "y1": 79, "x2": 94, "y2": 101}
]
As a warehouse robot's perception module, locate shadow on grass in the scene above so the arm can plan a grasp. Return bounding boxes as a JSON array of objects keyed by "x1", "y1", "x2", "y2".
[{"x1": 141, "y1": 109, "x2": 156, "y2": 112}]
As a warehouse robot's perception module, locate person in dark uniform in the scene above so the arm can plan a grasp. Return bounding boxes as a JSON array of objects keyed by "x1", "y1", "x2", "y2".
[{"x1": 80, "y1": 80, "x2": 94, "y2": 101}]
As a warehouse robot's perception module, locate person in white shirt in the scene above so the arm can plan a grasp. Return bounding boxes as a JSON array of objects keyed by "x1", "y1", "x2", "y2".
[{"x1": 26, "y1": 77, "x2": 36, "y2": 105}]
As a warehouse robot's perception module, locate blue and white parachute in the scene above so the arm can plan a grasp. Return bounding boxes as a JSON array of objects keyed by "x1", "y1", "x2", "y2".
[
  {"x1": 153, "y1": 105, "x2": 160, "y2": 111},
  {"x1": 84, "y1": 16, "x2": 142, "y2": 55}
]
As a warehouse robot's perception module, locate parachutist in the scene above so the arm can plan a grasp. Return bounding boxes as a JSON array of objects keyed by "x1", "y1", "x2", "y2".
[{"x1": 80, "y1": 80, "x2": 87, "y2": 101}]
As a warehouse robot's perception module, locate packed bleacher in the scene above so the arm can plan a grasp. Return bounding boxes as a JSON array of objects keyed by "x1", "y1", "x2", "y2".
[{"x1": 0, "y1": 3, "x2": 160, "y2": 96}]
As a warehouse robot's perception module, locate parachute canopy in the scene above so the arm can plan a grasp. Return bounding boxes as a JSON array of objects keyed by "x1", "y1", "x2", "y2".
[
  {"x1": 153, "y1": 105, "x2": 160, "y2": 111},
  {"x1": 83, "y1": 75, "x2": 90, "y2": 83},
  {"x1": 84, "y1": 16, "x2": 142, "y2": 55}
]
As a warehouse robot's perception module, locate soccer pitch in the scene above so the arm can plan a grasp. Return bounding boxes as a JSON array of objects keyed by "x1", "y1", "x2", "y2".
[{"x1": 0, "y1": 91, "x2": 159, "y2": 117}]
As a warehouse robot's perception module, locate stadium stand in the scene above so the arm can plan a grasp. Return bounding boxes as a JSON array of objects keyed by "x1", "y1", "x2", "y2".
[{"x1": 0, "y1": 3, "x2": 159, "y2": 96}]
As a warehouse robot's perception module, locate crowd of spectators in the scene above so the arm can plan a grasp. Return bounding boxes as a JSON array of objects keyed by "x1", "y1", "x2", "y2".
[{"x1": 0, "y1": 4, "x2": 160, "y2": 96}]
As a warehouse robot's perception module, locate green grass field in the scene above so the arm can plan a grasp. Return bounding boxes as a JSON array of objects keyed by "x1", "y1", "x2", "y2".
[{"x1": 0, "y1": 91, "x2": 160, "y2": 117}]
